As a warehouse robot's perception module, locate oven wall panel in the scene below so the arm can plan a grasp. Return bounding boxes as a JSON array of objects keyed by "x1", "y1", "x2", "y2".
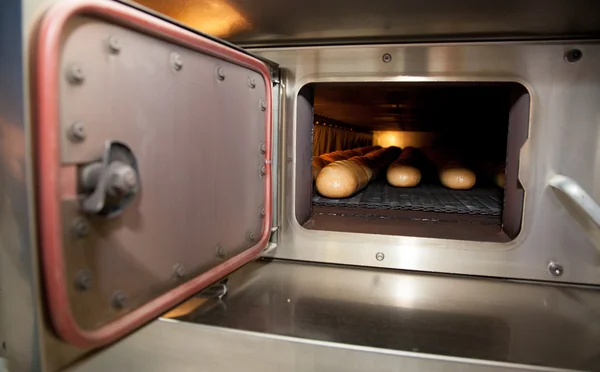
[{"x1": 256, "y1": 42, "x2": 600, "y2": 285}]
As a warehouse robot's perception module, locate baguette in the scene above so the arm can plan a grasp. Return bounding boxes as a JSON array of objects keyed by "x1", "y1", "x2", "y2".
[
  {"x1": 422, "y1": 148, "x2": 476, "y2": 190},
  {"x1": 316, "y1": 147, "x2": 401, "y2": 198},
  {"x1": 386, "y1": 147, "x2": 424, "y2": 187},
  {"x1": 312, "y1": 146, "x2": 380, "y2": 180}
]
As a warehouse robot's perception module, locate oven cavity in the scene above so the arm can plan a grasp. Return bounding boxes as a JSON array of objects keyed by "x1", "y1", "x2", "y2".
[{"x1": 296, "y1": 82, "x2": 529, "y2": 242}]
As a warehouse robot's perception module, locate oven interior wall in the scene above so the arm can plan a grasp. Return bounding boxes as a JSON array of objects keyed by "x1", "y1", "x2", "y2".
[{"x1": 297, "y1": 82, "x2": 529, "y2": 242}]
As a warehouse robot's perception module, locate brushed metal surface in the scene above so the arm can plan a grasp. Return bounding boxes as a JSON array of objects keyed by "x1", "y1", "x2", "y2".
[
  {"x1": 167, "y1": 260, "x2": 600, "y2": 371},
  {"x1": 55, "y1": 14, "x2": 268, "y2": 332},
  {"x1": 0, "y1": 0, "x2": 43, "y2": 370},
  {"x1": 65, "y1": 319, "x2": 574, "y2": 372},
  {"x1": 131, "y1": 0, "x2": 600, "y2": 46},
  {"x1": 254, "y1": 41, "x2": 600, "y2": 285}
]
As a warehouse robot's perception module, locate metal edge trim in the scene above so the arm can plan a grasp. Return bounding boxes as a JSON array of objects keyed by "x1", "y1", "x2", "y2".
[
  {"x1": 36, "y1": 0, "x2": 272, "y2": 348},
  {"x1": 158, "y1": 319, "x2": 574, "y2": 372}
]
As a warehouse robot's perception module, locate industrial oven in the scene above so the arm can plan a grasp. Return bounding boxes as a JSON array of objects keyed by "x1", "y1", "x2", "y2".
[{"x1": 2, "y1": 0, "x2": 600, "y2": 371}]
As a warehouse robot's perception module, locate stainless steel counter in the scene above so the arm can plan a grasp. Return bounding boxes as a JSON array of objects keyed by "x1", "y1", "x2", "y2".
[
  {"x1": 166, "y1": 260, "x2": 600, "y2": 371},
  {"x1": 64, "y1": 259, "x2": 600, "y2": 371}
]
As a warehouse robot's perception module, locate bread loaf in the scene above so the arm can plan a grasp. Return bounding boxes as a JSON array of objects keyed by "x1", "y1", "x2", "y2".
[
  {"x1": 386, "y1": 147, "x2": 424, "y2": 187},
  {"x1": 312, "y1": 146, "x2": 380, "y2": 180},
  {"x1": 422, "y1": 148, "x2": 476, "y2": 190},
  {"x1": 492, "y1": 165, "x2": 506, "y2": 189},
  {"x1": 316, "y1": 147, "x2": 401, "y2": 198}
]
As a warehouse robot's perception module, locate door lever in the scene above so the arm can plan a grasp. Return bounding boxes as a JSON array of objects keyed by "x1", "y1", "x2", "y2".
[{"x1": 80, "y1": 140, "x2": 140, "y2": 218}]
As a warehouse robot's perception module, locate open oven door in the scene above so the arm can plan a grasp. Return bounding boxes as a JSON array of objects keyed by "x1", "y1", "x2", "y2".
[{"x1": 34, "y1": 0, "x2": 273, "y2": 349}]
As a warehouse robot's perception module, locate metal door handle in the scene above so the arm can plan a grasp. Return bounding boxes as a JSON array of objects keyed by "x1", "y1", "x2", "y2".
[
  {"x1": 549, "y1": 175, "x2": 600, "y2": 229},
  {"x1": 80, "y1": 140, "x2": 140, "y2": 218}
]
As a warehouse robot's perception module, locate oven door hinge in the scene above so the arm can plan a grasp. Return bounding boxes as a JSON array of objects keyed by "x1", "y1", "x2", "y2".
[
  {"x1": 270, "y1": 68, "x2": 281, "y2": 86},
  {"x1": 261, "y1": 226, "x2": 279, "y2": 256}
]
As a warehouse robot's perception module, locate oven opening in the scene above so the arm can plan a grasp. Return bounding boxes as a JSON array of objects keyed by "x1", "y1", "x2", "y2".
[{"x1": 295, "y1": 82, "x2": 529, "y2": 242}]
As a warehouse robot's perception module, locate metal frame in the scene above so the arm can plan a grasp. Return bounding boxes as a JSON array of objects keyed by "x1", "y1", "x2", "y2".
[{"x1": 255, "y1": 41, "x2": 600, "y2": 285}]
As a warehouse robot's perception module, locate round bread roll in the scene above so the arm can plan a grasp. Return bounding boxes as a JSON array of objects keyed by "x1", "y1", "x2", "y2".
[
  {"x1": 387, "y1": 165, "x2": 421, "y2": 187},
  {"x1": 494, "y1": 166, "x2": 506, "y2": 189},
  {"x1": 386, "y1": 147, "x2": 423, "y2": 187},
  {"x1": 439, "y1": 166, "x2": 476, "y2": 190}
]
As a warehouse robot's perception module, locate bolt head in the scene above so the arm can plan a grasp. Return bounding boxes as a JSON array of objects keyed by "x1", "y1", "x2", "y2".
[
  {"x1": 259, "y1": 165, "x2": 267, "y2": 176},
  {"x1": 108, "y1": 36, "x2": 121, "y2": 54},
  {"x1": 72, "y1": 217, "x2": 90, "y2": 238},
  {"x1": 217, "y1": 67, "x2": 225, "y2": 81},
  {"x1": 565, "y1": 49, "x2": 582, "y2": 63},
  {"x1": 215, "y1": 245, "x2": 225, "y2": 260},
  {"x1": 247, "y1": 231, "x2": 256, "y2": 242},
  {"x1": 548, "y1": 261, "x2": 564, "y2": 277},
  {"x1": 67, "y1": 64, "x2": 85, "y2": 83},
  {"x1": 248, "y1": 77, "x2": 256, "y2": 88},
  {"x1": 259, "y1": 143, "x2": 267, "y2": 154},
  {"x1": 259, "y1": 208, "x2": 266, "y2": 218},
  {"x1": 108, "y1": 163, "x2": 138, "y2": 197},
  {"x1": 111, "y1": 291, "x2": 127, "y2": 309},
  {"x1": 216, "y1": 245, "x2": 225, "y2": 259},
  {"x1": 75, "y1": 269, "x2": 92, "y2": 290},
  {"x1": 171, "y1": 52, "x2": 183, "y2": 71},
  {"x1": 173, "y1": 264, "x2": 185, "y2": 278},
  {"x1": 68, "y1": 122, "x2": 86, "y2": 142},
  {"x1": 376, "y1": 252, "x2": 385, "y2": 261},
  {"x1": 259, "y1": 99, "x2": 267, "y2": 111},
  {"x1": 382, "y1": 53, "x2": 392, "y2": 63}
]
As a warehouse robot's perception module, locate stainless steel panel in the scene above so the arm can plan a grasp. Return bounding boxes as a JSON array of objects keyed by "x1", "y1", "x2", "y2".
[
  {"x1": 66, "y1": 318, "x2": 575, "y2": 372},
  {"x1": 0, "y1": 0, "x2": 42, "y2": 370},
  {"x1": 131, "y1": 0, "x2": 600, "y2": 46},
  {"x1": 56, "y1": 14, "x2": 268, "y2": 330},
  {"x1": 166, "y1": 260, "x2": 600, "y2": 371},
  {"x1": 255, "y1": 41, "x2": 600, "y2": 285}
]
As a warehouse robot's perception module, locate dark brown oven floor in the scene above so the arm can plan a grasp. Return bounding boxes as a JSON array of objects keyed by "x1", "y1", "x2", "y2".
[{"x1": 305, "y1": 205, "x2": 510, "y2": 242}]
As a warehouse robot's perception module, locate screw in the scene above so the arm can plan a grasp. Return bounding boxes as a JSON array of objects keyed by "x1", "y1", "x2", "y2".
[
  {"x1": 67, "y1": 64, "x2": 85, "y2": 84},
  {"x1": 259, "y1": 165, "x2": 267, "y2": 176},
  {"x1": 247, "y1": 231, "x2": 256, "y2": 242},
  {"x1": 72, "y1": 217, "x2": 90, "y2": 238},
  {"x1": 217, "y1": 67, "x2": 225, "y2": 81},
  {"x1": 248, "y1": 77, "x2": 256, "y2": 89},
  {"x1": 382, "y1": 53, "x2": 392, "y2": 63},
  {"x1": 75, "y1": 269, "x2": 92, "y2": 291},
  {"x1": 376, "y1": 252, "x2": 385, "y2": 261},
  {"x1": 548, "y1": 261, "x2": 564, "y2": 277},
  {"x1": 67, "y1": 122, "x2": 86, "y2": 142},
  {"x1": 111, "y1": 291, "x2": 127, "y2": 309},
  {"x1": 564, "y1": 49, "x2": 582, "y2": 63},
  {"x1": 259, "y1": 143, "x2": 267, "y2": 154},
  {"x1": 173, "y1": 263, "x2": 185, "y2": 278},
  {"x1": 259, "y1": 208, "x2": 266, "y2": 218},
  {"x1": 171, "y1": 52, "x2": 183, "y2": 71},
  {"x1": 216, "y1": 245, "x2": 225, "y2": 259},
  {"x1": 108, "y1": 36, "x2": 121, "y2": 54},
  {"x1": 259, "y1": 99, "x2": 266, "y2": 111}
]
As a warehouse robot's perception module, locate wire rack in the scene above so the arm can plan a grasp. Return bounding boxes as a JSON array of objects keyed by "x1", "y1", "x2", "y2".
[{"x1": 312, "y1": 181, "x2": 503, "y2": 216}]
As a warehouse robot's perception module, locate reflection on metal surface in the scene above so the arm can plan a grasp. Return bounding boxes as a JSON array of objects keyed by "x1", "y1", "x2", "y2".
[
  {"x1": 131, "y1": 0, "x2": 600, "y2": 46},
  {"x1": 170, "y1": 260, "x2": 600, "y2": 371},
  {"x1": 133, "y1": 0, "x2": 250, "y2": 38}
]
